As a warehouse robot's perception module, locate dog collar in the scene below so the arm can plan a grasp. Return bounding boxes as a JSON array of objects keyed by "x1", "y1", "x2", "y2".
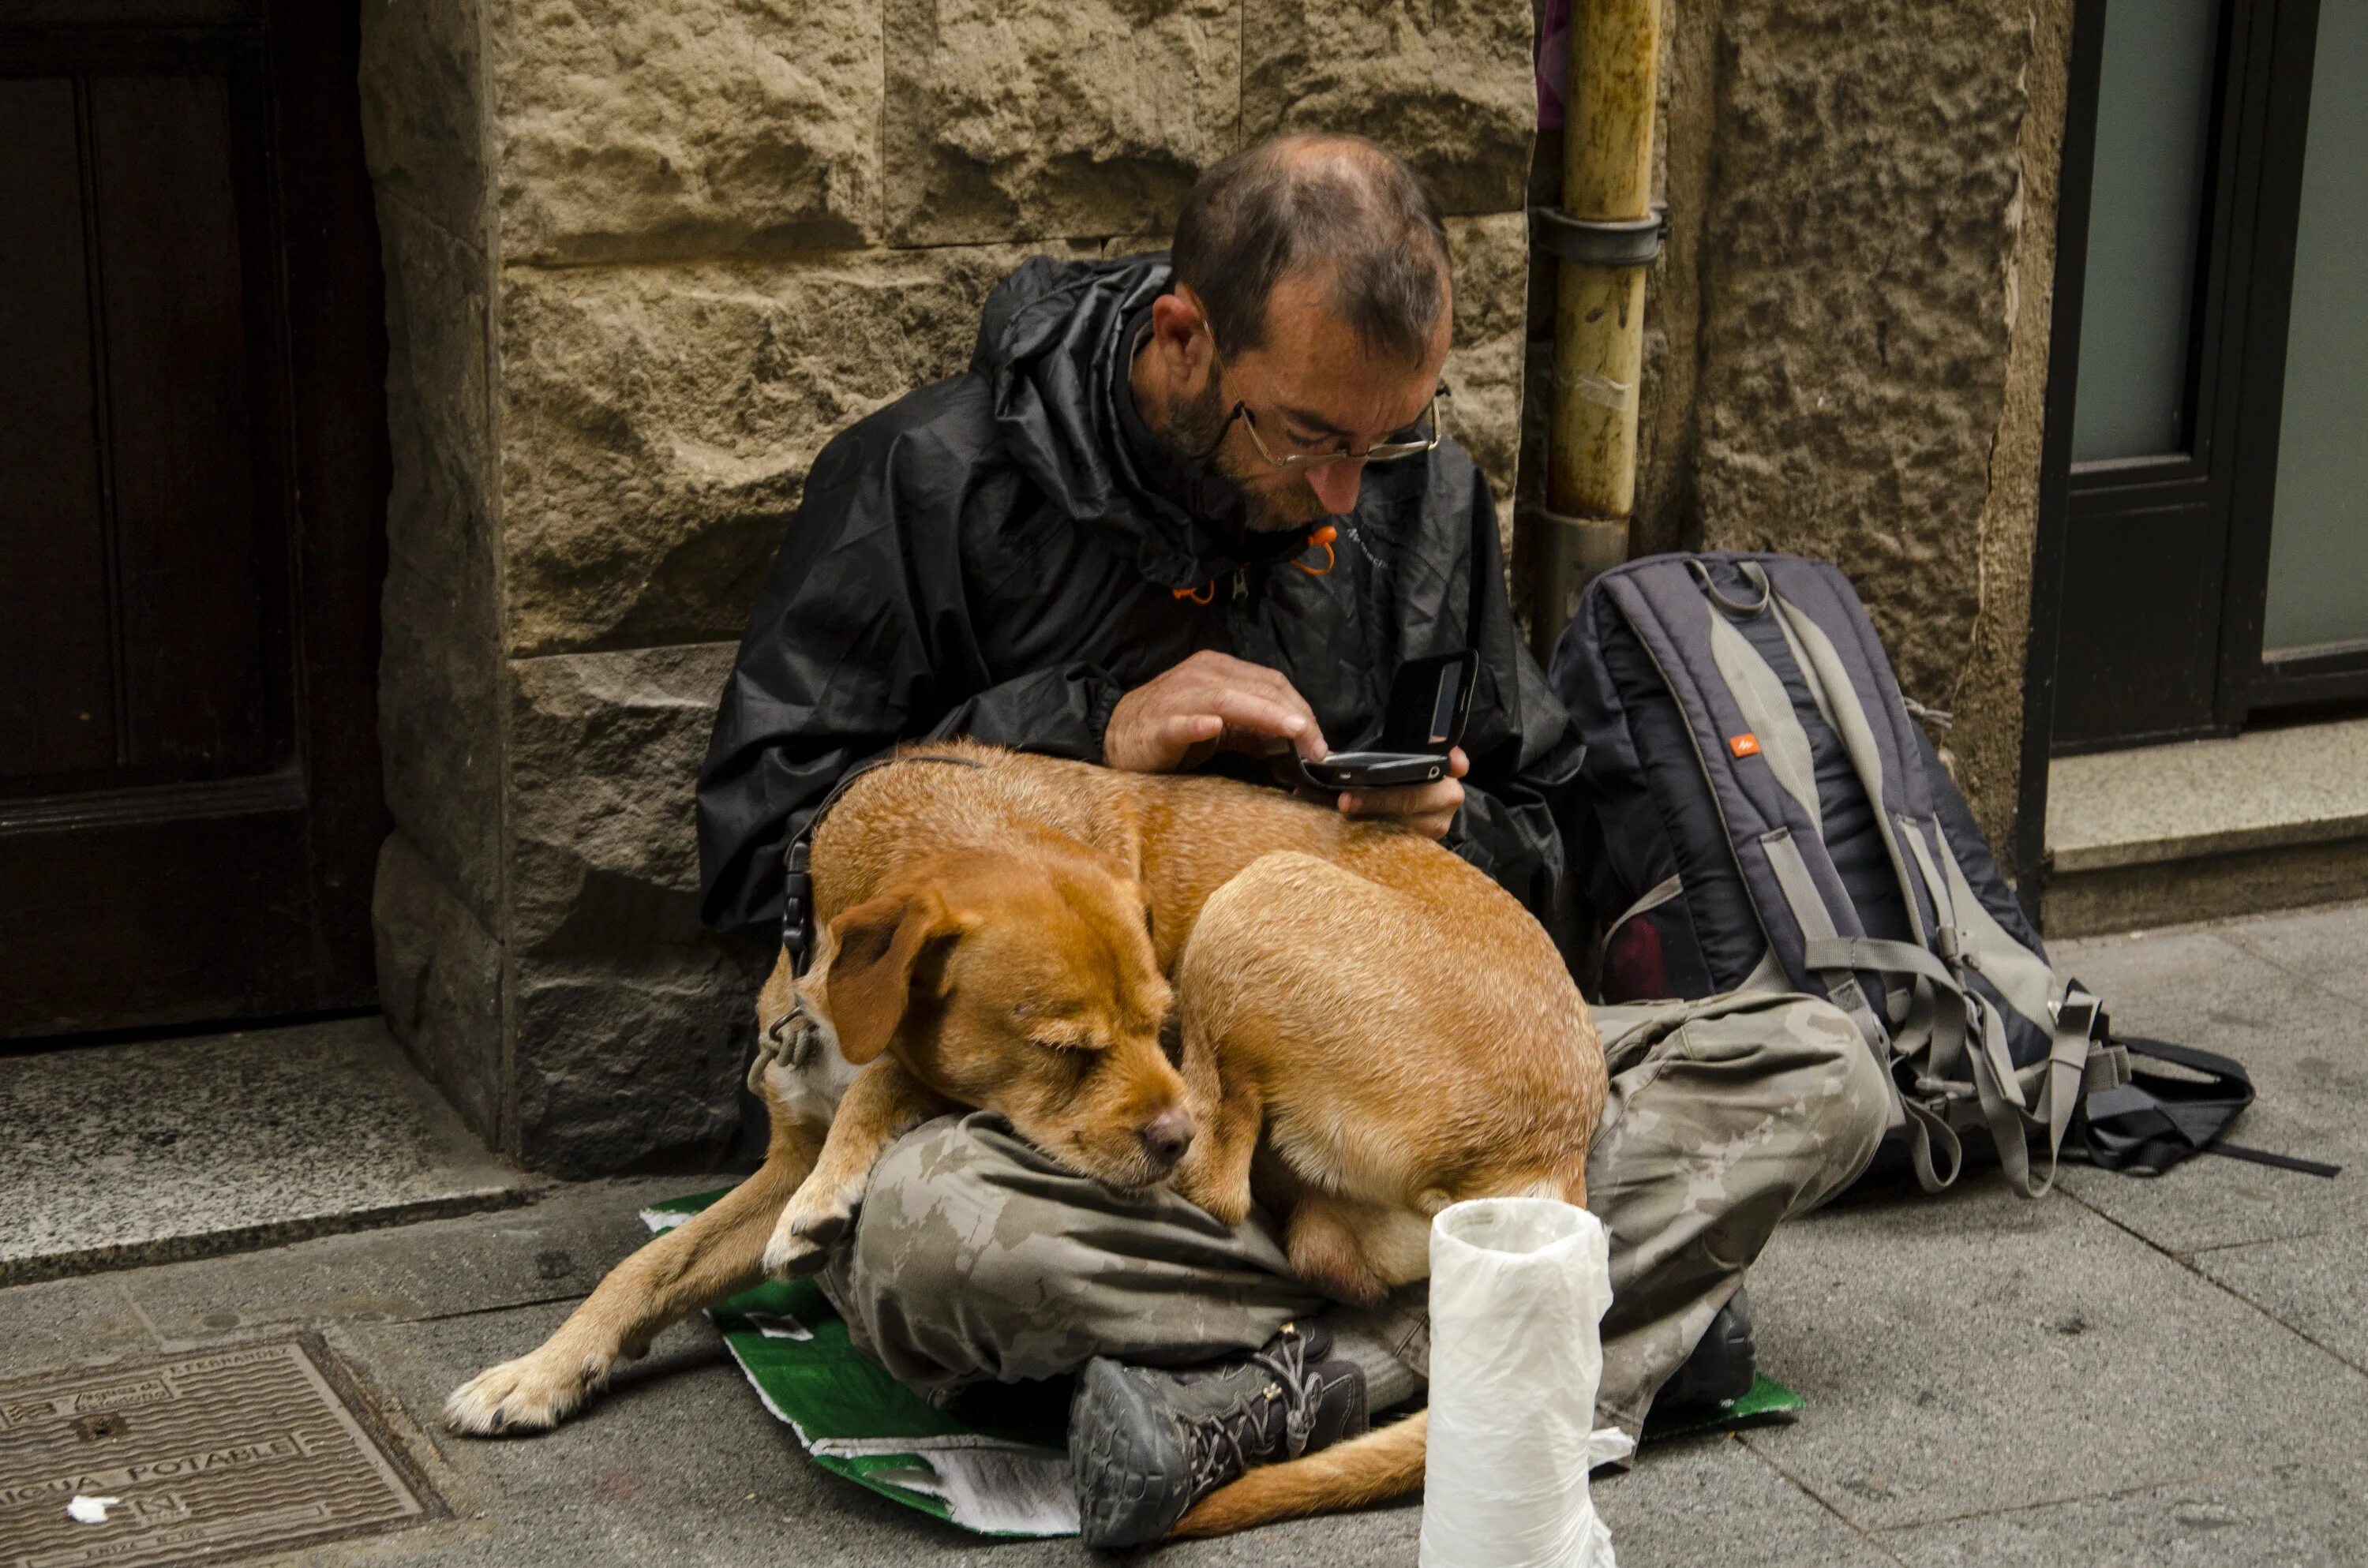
[{"x1": 780, "y1": 750, "x2": 987, "y2": 978}]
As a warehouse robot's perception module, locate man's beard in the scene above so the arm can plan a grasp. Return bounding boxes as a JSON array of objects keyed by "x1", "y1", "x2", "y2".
[{"x1": 1165, "y1": 376, "x2": 1328, "y2": 533}]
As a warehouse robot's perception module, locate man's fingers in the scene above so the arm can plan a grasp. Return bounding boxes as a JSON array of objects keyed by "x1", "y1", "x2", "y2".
[
  {"x1": 1173, "y1": 654, "x2": 1326, "y2": 758},
  {"x1": 1194, "y1": 690, "x2": 1325, "y2": 758},
  {"x1": 1166, "y1": 713, "x2": 1224, "y2": 746},
  {"x1": 1338, "y1": 777, "x2": 1465, "y2": 837}
]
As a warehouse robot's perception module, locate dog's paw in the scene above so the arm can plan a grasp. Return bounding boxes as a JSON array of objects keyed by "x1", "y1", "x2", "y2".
[
  {"x1": 1171, "y1": 1160, "x2": 1253, "y2": 1227},
  {"x1": 444, "y1": 1346, "x2": 609, "y2": 1437},
  {"x1": 761, "y1": 1188, "x2": 860, "y2": 1281}
]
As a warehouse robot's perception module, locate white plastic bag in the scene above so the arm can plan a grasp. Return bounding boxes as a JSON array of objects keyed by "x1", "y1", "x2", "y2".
[{"x1": 1418, "y1": 1196, "x2": 1632, "y2": 1568}]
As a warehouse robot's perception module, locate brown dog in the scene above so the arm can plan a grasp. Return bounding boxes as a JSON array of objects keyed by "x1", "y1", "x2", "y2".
[{"x1": 444, "y1": 740, "x2": 1605, "y2": 1536}]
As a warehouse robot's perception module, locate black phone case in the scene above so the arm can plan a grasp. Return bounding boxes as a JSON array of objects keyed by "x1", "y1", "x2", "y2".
[{"x1": 1297, "y1": 652, "x2": 1478, "y2": 790}]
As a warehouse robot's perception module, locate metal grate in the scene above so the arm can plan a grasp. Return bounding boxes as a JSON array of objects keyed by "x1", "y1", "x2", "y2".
[{"x1": 0, "y1": 1338, "x2": 434, "y2": 1568}]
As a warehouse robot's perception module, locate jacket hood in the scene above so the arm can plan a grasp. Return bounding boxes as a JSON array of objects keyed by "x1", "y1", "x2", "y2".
[{"x1": 969, "y1": 253, "x2": 1313, "y2": 590}]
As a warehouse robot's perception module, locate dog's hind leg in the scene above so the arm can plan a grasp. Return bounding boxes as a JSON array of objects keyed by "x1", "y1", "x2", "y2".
[
  {"x1": 1171, "y1": 1409, "x2": 1430, "y2": 1536},
  {"x1": 444, "y1": 1112, "x2": 823, "y2": 1437}
]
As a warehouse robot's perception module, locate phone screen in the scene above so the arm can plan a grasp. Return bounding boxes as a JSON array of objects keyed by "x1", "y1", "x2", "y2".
[
  {"x1": 1427, "y1": 662, "x2": 1464, "y2": 746},
  {"x1": 1382, "y1": 650, "x2": 1478, "y2": 755}
]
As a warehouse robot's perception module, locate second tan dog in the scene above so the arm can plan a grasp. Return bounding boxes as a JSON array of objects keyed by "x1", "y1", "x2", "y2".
[{"x1": 445, "y1": 739, "x2": 1605, "y2": 1536}]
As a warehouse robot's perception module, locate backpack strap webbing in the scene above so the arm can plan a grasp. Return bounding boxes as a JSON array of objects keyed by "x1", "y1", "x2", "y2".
[
  {"x1": 2085, "y1": 1038, "x2": 2341, "y2": 1178},
  {"x1": 1765, "y1": 579, "x2": 2100, "y2": 1199}
]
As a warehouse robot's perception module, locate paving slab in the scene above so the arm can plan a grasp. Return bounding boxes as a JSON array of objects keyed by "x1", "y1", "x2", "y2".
[
  {"x1": 2048, "y1": 924, "x2": 2366, "y2": 1254},
  {"x1": 1737, "y1": 1174, "x2": 2368, "y2": 1533},
  {"x1": 0, "y1": 1269, "x2": 155, "y2": 1374},
  {"x1": 1879, "y1": 1461, "x2": 2368, "y2": 1567},
  {"x1": 2188, "y1": 1223, "x2": 2368, "y2": 1373},
  {"x1": 1594, "y1": 1433, "x2": 1903, "y2": 1568},
  {"x1": 121, "y1": 1175, "x2": 731, "y2": 1351},
  {"x1": 0, "y1": 1015, "x2": 537, "y2": 1285},
  {"x1": 2217, "y1": 898, "x2": 2368, "y2": 1010}
]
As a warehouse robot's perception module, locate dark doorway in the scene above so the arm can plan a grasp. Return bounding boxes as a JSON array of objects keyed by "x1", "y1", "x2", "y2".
[
  {"x1": 2048, "y1": 0, "x2": 2368, "y2": 753},
  {"x1": 0, "y1": 1, "x2": 389, "y2": 1037}
]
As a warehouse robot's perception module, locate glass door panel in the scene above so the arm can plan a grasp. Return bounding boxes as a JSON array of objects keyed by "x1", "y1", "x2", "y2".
[
  {"x1": 2261, "y1": 0, "x2": 2368, "y2": 655},
  {"x1": 2070, "y1": 0, "x2": 2221, "y2": 463}
]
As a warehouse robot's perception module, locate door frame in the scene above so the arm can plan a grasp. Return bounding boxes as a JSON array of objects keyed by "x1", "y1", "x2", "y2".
[{"x1": 2017, "y1": 0, "x2": 2359, "y2": 914}]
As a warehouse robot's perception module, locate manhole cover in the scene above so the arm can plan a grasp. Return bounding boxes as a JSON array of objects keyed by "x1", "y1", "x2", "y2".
[{"x1": 0, "y1": 1338, "x2": 435, "y2": 1567}]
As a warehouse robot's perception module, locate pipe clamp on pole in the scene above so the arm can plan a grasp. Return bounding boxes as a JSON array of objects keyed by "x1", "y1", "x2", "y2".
[{"x1": 1531, "y1": 206, "x2": 1666, "y2": 268}]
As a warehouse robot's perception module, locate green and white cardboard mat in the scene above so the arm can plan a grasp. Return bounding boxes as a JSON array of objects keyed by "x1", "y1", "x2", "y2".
[{"x1": 643, "y1": 1191, "x2": 1804, "y2": 1539}]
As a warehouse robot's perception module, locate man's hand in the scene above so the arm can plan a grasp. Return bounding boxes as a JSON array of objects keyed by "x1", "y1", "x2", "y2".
[
  {"x1": 1337, "y1": 747, "x2": 1467, "y2": 840},
  {"x1": 1103, "y1": 651, "x2": 1330, "y2": 773}
]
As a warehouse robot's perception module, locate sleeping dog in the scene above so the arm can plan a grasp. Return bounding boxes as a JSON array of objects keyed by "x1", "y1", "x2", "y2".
[{"x1": 444, "y1": 739, "x2": 1605, "y2": 1536}]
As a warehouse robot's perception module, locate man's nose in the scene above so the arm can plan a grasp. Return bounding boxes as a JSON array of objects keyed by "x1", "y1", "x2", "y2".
[{"x1": 1307, "y1": 458, "x2": 1365, "y2": 517}]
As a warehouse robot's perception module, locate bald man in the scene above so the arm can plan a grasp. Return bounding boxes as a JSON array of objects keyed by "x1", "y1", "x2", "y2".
[{"x1": 696, "y1": 135, "x2": 1887, "y2": 1544}]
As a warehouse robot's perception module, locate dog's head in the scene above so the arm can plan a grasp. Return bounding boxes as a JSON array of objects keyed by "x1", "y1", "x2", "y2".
[{"x1": 816, "y1": 844, "x2": 1193, "y2": 1188}]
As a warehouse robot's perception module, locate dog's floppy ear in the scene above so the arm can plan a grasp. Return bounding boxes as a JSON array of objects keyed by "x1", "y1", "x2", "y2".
[{"x1": 823, "y1": 889, "x2": 959, "y2": 1065}]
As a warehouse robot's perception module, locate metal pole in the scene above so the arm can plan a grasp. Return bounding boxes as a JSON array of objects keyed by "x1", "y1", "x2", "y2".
[{"x1": 1533, "y1": 0, "x2": 1662, "y2": 657}]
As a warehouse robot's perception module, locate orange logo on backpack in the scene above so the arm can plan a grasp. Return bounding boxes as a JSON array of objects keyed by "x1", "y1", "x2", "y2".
[{"x1": 1729, "y1": 733, "x2": 1761, "y2": 758}]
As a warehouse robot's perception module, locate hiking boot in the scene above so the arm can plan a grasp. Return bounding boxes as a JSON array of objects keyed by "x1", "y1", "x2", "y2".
[
  {"x1": 1654, "y1": 1287, "x2": 1756, "y2": 1412},
  {"x1": 1069, "y1": 1321, "x2": 1369, "y2": 1548}
]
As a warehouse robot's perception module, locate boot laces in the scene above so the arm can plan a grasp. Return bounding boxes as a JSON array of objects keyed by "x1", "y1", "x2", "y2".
[{"x1": 1181, "y1": 1330, "x2": 1321, "y2": 1500}]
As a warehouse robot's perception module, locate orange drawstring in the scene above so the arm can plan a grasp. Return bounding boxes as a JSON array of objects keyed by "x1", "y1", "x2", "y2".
[
  {"x1": 1177, "y1": 526, "x2": 1336, "y2": 601},
  {"x1": 1292, "y1": 525, "x2": 1338, "y2": 578}
]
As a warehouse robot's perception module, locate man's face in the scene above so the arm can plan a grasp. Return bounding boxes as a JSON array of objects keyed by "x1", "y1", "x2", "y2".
[{"x1": 1160, "y1": 271, "x2": 1451, "y2": 532}]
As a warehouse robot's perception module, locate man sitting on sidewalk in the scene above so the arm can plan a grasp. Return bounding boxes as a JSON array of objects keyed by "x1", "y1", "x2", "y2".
[{"x1": 696, "y1": 131, "x2": 1888, "y2": 1547}]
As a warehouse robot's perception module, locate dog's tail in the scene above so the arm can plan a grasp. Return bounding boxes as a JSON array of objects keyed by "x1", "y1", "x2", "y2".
[{"x1": 1168, "y1": 1407, "x2": 1427, "y2": 1538}]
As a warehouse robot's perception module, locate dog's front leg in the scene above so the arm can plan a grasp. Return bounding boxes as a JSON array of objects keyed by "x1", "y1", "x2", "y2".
[
  {"x1": 762, "y1": 1059, "x2": 950, "y2": 1279},
  {"x1": 444, "y1": 1113, "x2": 823, "y2": 1437}
]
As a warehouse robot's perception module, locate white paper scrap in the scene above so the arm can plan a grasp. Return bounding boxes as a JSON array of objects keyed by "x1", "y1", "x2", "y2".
[{"x1": 67, "y1": 1495, "x2": 122, "y2": 1525}]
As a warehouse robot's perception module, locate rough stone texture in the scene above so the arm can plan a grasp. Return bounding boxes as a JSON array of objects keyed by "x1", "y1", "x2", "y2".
[
  {"x1": 508, "y1": 955, "x2": 763, "y2": 1176},
  {"x1": 1244, "y1": 0, "x2": 1535, "y2": 215},
  {"x1": 499, "y1": 246, "x2": 1077, "y2": 657},
  {"x1": 884, "y1": 0, "x2": 1239, "y2": 247},
  {"x1": 1955, "y1": 0, "x2": 2068, "y2": 855},
  {"x1": 507, "y1": 645, "x2": 766, "y2": 1173},
  {"x1": 1444, "y1": 211, "x2": 1531, "y2": 556},
  {"x1": 1633, "y1": 0, "x2": 1722, "y2": 564},
  {"x1": 1689, "y1": 1, "x2": 2037, "y2": 829},
  {"x1": 508, "y1": 643, "x2": 733, "y2": 959},
  {"x1": 374, "y1": 829, "x2": 507, "y2": 1141},
  {"x1": 376, "y1": 238, "x2": 504, "y2": 916},
  {"x1": 364, "y1": 0, "x2": 504, "y2": 915},
  {"x1": 357, "y1": 0, "x2": 487, "y2": 250},
  {"x1": 489, "y1": 0, "x2": 882, "y2": 264}
]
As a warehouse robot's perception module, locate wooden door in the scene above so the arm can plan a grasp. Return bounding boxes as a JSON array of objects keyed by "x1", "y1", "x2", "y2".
[{"x1": 0, "y1": 1, "x2": 389, "y2": 1036}]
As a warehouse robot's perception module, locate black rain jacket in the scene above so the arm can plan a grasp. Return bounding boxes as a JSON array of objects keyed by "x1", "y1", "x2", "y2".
[{"x1": 695, "y1": 253, "x2": 1584, "y2": 940}]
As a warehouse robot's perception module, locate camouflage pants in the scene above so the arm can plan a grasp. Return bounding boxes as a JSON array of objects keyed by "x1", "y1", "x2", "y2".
[{"x1": 819, "y1": 992, "x2": 1888, "y2": 1446}]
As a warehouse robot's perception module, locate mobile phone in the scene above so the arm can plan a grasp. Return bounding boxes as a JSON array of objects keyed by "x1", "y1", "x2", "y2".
[
  {"x1": 1297, "y1": 651, "x2": 1477, "y2": 791},
  {"x1": 1298, "y1": 750, "x2": 1451, "y2": 789}
]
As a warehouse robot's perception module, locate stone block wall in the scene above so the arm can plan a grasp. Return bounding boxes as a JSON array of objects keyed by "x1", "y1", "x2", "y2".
[
  {"x1": 1520, "y1": 0, "x2": 2070, "y2": 854},
  {"x1": 358, "y1": 0, "x2": 1542, "y2": 1173}
]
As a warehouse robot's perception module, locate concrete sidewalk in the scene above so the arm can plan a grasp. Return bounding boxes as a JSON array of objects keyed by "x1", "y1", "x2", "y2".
[{"x1": 4, "y1": 901, "x2": 2362, "y2": 1566}]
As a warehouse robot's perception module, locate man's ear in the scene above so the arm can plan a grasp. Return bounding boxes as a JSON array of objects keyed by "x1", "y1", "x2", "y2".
[{"x1": 822, "y1": 889, "x2": 959, "y2": 1065}]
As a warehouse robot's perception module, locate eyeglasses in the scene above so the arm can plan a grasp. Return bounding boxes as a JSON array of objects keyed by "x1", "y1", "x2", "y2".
[
  {"x1": 1223, "y1": 387, "x2": 1448, "y2": 470},
  {"x1": 1193, "y1": 339, "x2": 1450, "y2": 470}
]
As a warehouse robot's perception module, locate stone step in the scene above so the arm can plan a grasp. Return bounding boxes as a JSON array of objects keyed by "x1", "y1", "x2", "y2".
[
  {"x1": 2043, "y1": 717, "x2": 2368, "y2": 937},
  {"x1": 0, "y1": 1014, "x2": 541, "y2": 1287}
]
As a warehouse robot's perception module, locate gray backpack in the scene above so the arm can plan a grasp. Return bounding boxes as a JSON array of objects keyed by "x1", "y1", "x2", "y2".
[{"x1": 1549, "y1": 554, "x2": 2321, "y2": 1195}]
